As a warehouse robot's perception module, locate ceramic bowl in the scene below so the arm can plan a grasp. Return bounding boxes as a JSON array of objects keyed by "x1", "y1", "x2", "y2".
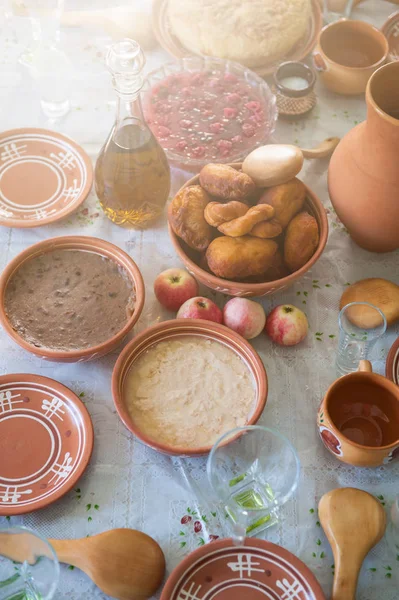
[
  {"x1": 0, "y1": 236, "x2": 145, "y2": 362},
  {"x1": 112, "y1": 319, "x2": 267, "y2": 456},
  {"x1": 386, "y1": 336, "x2": 399, "y2": 385},
  {"x1": 168, "y1": 164, "x2": 328, "y2": 298}
]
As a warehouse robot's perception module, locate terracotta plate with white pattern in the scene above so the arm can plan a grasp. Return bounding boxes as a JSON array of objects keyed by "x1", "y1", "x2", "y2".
[
  {"x1": 0, "y1": 128, "x2": 93, "y2": 228},
  {"x1": 386, "y1": 337, "x2": 399, "y2": 385},
  {"x1": 0, "y1": 373, "x2": 94, "y2": 515},
  {"x1": 161, "y1": 538, "x2": 326, "y2": 600}
]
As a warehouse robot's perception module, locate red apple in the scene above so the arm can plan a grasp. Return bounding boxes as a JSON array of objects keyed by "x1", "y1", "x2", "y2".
[
  {"x1": 223, "y1": 298, "x2": 266, "y2": 340},
  {"x1": 177, "y1": 296, "x2": 223, "y2": 323},
  {"x1": 154, "y1": 268, "x2": 199, "y2": 311},
  {"x1": 265, "y1": 304, "x2": 308, "y2": 346}
]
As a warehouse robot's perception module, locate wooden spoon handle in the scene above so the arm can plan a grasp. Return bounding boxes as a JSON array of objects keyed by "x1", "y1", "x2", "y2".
[
  {"x1": 48, "y1": 538, "x2": 81, "y2": 566},
  {"x1": 300, "y1": 137, "x2": 340, "y2": 159},
  {"x1": 332, "y1": 557, "x2": 358, "y2": 600}
]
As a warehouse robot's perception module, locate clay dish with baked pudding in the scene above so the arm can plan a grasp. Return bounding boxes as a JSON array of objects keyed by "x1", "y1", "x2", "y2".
[
  {"x1": 168, "y1": 163, "x2": 328, "y2": 297},
  {"x1": 0, "y1": 236, "x2": 145, "y2": 362},
  {"x1": 112, "y1": 319, "x2": 267, "y2": 456}
]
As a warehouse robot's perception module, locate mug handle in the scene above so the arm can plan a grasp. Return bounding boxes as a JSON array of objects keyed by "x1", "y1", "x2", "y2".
[
  {"x1": 358, "y1": 360, "x2": 372, "y2": 372},
  {"x1": 313, "y1": 52, "x2": 328, "y2": 72}
]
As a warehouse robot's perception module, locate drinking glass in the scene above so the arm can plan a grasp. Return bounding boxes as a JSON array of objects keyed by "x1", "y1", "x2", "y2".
[
  {"x1": 336, "y1": 302, "x2": 387, "y2": 377},
  {"x1": 0, "y1": 527, "x2": 59, "y2": 600},
  {"x1": 207, "y1": 426, "x2": 300, "y2": 540},
  {"x1": 387, "y1": 496, "x2": 399, "y2": 555},
  {"x1": 16, "y1": 0, "x2": 72, "y2": 120},
  {"x1": 323, "y1": 0, "x2": 355, "y2": 23}
]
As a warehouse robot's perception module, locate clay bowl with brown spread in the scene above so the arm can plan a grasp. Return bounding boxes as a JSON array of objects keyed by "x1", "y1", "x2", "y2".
[
  {"x1": 0, "y1": 236, "x2": 145, "y2": 362},
  {"x1": 112, "y1": 319, "x2": 268, "y2": 457},
  {"x1": 168, "y1": 163, "x2": 328, "y2": 298}
]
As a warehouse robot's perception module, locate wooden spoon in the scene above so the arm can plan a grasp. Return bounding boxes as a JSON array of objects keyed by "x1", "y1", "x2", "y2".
[
  {"x1": 340, "y1": 278, "x2": 399, "y2": 328},
  {"x1": 319, "y1": 488, "x2": 386, "y2": 600},
  {"x1": 300, "y1": 137, "x2": 340, "y2": 159},
  {"x1": 0, "y1": 529, "x2": 165, "y2": 600}
]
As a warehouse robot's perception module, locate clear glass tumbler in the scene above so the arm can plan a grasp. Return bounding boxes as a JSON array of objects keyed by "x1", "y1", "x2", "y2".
[
  {"x1": 207, "y1": 426, "x2": 300, "y2": 540},
  {"x1": 336, "y1": 302, "x2": 387, "y2": 377},
  {"x1": 0, "y1": 527, "x2": 59, "y2": 600},
  {"x1": 323, "y1": 0, "x2": 355, "y2": 23},
  {"x1": 387, "y1": 496, "x2": 399, "y2": 556}
]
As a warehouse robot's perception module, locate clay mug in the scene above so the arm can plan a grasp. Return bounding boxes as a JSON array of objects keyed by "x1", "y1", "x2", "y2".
[
  {"x1": 313, "y1": 20, "x2": 389, "y2": 95},
  {"x1": 318, "y1": 360, "x2": 399, "y2": 467}
]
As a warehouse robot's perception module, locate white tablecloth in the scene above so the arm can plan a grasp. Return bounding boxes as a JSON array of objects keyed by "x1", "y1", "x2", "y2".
[{"x1": 0, "y1": 1, "x2": 398, "y2": 598}]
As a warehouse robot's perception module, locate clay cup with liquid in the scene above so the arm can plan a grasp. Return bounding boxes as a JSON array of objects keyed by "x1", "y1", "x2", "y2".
[
  {"x1": 313, "y1": 20, "x2": 389, "y2": 95},
  {"x1": 318, "y1": 361, "x2": 399, "y2": 467}
]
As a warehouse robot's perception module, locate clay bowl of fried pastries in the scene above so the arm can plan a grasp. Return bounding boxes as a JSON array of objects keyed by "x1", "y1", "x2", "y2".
[{"x1": 168, "y1": 151, "x2": 328, "y2": 297}]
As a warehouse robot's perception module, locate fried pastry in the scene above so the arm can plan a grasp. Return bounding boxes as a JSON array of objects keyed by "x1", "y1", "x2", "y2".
[
  {"x1": 238, "y1": 251, "x2": 289, "y2": 283},
  {"x1": 199, "y1": 164, "x2": 256, "y2": 201},
  {"x1": 218, "y1": 204, "x2": 275, "y2": 237},
  {"x1": 284, "y1": 212, "x2": 319, "y2": 272},
  {"x1": 257, "y1": 178, "x2": 306, "y2": 228},
  {"x1": 250, "y1": 219, "x2": 283, "y2": 239},
  {"x1": 168, "y1": 185, "x2": 212, "y2": 251},
  {"x1": 206, "y1": 235, "x2": 278, "y2": 280},
  {"x1": 204, "y1": 201, "x2": 249, "y2": 227}
]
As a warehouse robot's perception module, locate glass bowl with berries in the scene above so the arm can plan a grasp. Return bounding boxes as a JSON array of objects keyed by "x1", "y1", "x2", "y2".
[{"x1": 141, "y1": 56, "x2": 277, "y2": 170}]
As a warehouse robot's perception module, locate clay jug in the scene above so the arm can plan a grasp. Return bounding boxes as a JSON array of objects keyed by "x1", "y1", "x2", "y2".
[{"x1": 328, "y1": 61, "x2": 399, "y2": 252}]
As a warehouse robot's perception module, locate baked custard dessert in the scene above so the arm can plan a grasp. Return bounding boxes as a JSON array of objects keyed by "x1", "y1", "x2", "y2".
[
  {"x1": 5, "y1": 249, "x2": 135, "y2": 351},
  {"x1": 124, "y1": 336, "x2": 256, "y2": 449}
]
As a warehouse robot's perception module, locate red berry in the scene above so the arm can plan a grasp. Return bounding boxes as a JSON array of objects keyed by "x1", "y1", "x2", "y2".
[
  {"x1": 217, "y1": 139, "x2": 233, "y2": 156},
  {"x1": 157, "y1": 126, "x2": 172, "y2": 138},
  {"x1": 192, "y1": 146, "x2": 205, "y2": 158},
  {"x1": 225, "y1": 93, "x2": 241, "y2": 105},
  {"x1": 223, "y1": 107, "x2": 238, "y2": 119},
  {"x1": 245, "y1": 101, "x2": 262, "y2": 113},
  {"x1": 209, "y1": 122, "x2": 223, "y2": 133},
  {"x1": 181, "y1": 515, "x2": 192, "y2": 524},
  {"x1": 181, "y1": 87, "x2": 192, "y2": 97},
  {"x1": 242, "y1": 123, "x2": 256, "y2": 137},
  {"x1": 194, "y1": 521, "x2": 202, "y2": 533},
  {"x1": 180, "y1": 119, "x2": 193, "y2": 129},
  {"x1": 209, "y1": 535, "x2": 219, "y2": 542},
  {"x1": 175, "y1": 140, "x2": 188, "y2": 151}
]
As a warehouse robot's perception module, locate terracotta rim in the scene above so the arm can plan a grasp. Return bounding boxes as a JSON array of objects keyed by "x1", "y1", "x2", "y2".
[
  {"x1": 0, "y1": 128, "x2": 93, "y2": 228},
  {"x1": 366, "y1": 62, "x2": 399, "y2": 126},
  {"x1": 386, "y1": 336, "x2": 399, "y2": 385},
  {"x1": 0, "y1": 236, "x2": 145, "y2": 361},
  {"x1": 152, "y1": 0, "x2": 322, "y2": 77},
  {"x1": 160, "y1": 537, "x2": 326, "y2": 600},
  {"x1": 0, "y1": 373, "x2": 94, "y2": 516},
  {"x1": 324, "y1": 371, "x2": 399, "y2": 451},
  {"x1": 168, "y1": 163, "x2": 328, "y2": 295},
  {"x1": 318, "y1": 19, "x2": 389, "y2": 71},
  {"x1": 112, "y1": 319, "x2": 268, "y2": 456}
]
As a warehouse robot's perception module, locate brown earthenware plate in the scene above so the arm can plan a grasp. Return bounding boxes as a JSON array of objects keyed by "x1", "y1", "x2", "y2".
[
  {"x1": 386, "y1": 336, "x2": 399, "y2": 385},
  {"x1": 0, "y1": 128, "x2": 93, "y2": 228},
  {"x1": 382, "y1": 12, "x2": 399, "y2": 62},
  {"x1": 0, "y1": 373, "x2": 94, "y2": 515},
  {"x1": 160, "y1": 537, "x2": 326, "y2": 600},
  {"x1": 152, "y1": 0, "x2": 322, "y2": 77}
]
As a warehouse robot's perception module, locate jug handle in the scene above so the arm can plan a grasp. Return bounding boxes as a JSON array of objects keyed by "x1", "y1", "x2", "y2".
[{"x1": 358, "y1": 360, "x2": 372, "y2": 373}]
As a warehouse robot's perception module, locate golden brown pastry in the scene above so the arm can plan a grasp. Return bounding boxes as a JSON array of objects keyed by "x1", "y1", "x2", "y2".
[
  {"x1": 238, "y1": 250, "x2": 289, "y2": 283},
  {"x1": 218, "y1": 204, "x2": 275, "y2": 237},
  {"x1": 199, "y1": 164, "x2": 256, "y2": 201},
  {"x1": 204, "y1": 201, "x2": 249, "y2": 227},
  {"x1": 284, "y1": 212, "x2": 319, "y2": 272},
  {"x1": 168, "y1": 185, "x2": 212, "y2": 251},
  {"x1": 206, "y1": 236, "x2": 278, "y2": 280},
  {"x1": 257, "y1": 178, "x2": 306, "y2": 228},
  {"x1": 250, "y1": 219, "x2": 283, "y2": 239}
]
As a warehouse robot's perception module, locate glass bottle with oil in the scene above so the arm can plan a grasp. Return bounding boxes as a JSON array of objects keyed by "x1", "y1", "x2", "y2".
[{"x1": 95, "y1": 39, "x2": 170, "y2": 228}]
